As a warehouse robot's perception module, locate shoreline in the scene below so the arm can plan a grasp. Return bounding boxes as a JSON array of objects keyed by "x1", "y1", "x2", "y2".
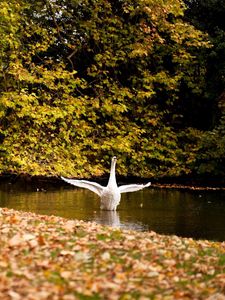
[
  {"x1": 1, "y1": 174, "x2": 225, "y2": 191},
  {"x1": 0, "y1": 207, "x2": 224, "y2": 299}
]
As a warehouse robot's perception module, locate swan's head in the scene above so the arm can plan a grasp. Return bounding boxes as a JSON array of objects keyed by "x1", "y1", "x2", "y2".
[{"x1": 112, "y1": 156, "x2": 117, "y2": 162}]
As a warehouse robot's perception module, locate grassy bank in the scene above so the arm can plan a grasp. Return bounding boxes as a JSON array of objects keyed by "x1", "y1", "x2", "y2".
[{"x1": 0, "y1": 208, "x2": 224, "y2": 299}]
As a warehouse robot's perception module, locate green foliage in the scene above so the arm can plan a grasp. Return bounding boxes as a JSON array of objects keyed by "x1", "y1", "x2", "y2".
[
  {"x1": 194, "y1": 93, "x2": 225, "y2": 176},
  {"x1": 184, "y1": 0, "x2": 225, "y2": 177},
  {"x1": 0, "y1": 0, "x2": 220, "y2": 179}
]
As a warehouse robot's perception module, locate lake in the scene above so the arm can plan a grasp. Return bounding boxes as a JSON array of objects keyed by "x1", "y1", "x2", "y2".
[{"x1": 0, "y1": 179, "x2": 224, "y2": 241}]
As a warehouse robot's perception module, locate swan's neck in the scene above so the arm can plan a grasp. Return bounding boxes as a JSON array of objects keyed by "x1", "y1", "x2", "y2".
[{"x1": 108, "y1": 159, "x2": 117, "y2": 187}]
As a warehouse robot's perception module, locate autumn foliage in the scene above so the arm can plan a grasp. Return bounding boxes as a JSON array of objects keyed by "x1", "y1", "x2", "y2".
[
  {"x1": 0, "y1": 208, "x2": 225, "y2": 299},
  {"x1": 0, "y1": 0, "x2": 224, "y2": 178}
]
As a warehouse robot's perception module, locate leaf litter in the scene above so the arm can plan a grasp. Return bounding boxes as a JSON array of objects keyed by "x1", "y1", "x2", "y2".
[{"x1": 0, "y1": 207, "x2": 224, "y2": 299}]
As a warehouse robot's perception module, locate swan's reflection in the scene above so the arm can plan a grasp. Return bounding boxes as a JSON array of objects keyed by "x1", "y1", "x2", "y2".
[
  {"x1": 94, "y1": 210, "x2": 147, "y2": 231},
  {"x1": 95, "y1": 210, "x2": 121, "y2": 227}
]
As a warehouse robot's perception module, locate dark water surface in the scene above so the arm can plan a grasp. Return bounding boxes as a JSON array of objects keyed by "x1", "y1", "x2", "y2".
[{"x1": 0, "y1": 180, "x2": 224, "y2": 241}]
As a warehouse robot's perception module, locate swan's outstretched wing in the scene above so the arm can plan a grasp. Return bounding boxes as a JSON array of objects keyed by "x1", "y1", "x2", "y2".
[
  {"x1": 118, "y1": 182, "x2": 151, "y2": 194},
  {"x1": 61, "y1": 177, "x2": 104, "y2": 197}
]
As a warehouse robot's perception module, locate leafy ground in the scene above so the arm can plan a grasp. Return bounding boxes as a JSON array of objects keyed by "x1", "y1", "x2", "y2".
[{"x1": 0, "y1": 208, "x2": 224, "y2": 300}]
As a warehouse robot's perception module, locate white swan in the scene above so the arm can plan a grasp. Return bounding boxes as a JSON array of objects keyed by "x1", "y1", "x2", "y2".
[{"x1": 61, "y1": 156, "x2": 151, "y2": 211}]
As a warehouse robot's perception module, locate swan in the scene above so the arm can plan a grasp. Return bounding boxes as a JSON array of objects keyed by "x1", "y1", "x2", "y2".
[{"x1": 61, "y1": 156, "x2": 151, "y2": 211}]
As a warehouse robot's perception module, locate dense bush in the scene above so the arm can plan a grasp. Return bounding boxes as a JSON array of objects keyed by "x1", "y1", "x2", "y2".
[{"x1": 0, "y1": 0, "x2": 223, "y2": 179}]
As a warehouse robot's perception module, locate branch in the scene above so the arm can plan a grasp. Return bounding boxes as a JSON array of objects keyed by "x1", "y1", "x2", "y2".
[{"x1": 44, "y1": 0, "x2": 75, "y2": 70}]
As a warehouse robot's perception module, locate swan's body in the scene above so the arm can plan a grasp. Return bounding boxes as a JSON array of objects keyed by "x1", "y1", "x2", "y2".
[{"x1": 61, "y1": 156, "x2": 151, "y2": 211}]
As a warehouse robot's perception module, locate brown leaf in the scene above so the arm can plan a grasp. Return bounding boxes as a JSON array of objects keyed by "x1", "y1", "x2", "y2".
[{"x1": 9, "y1": 234, "x2": 23, "y2": 247}]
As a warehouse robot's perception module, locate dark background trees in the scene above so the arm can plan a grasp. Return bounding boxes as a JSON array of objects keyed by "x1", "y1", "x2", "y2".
[
  {"x1": 184, "y1": 0, "x2": 225, "y2": 128},
  {"x1": 183, "y1": 0, "x2": 225, "y2": 177}
]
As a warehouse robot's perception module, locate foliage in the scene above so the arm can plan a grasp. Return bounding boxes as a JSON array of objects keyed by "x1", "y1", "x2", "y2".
[
  {"x1": 0, "y1": 0, "x2": 217, "y2": 178},
  {"x1": 194, "y1": 93, "x2": 225, "y2": 176},
  {"x1": 0, "y1": 208, "x2": 225, "y2": 299},
  {"x1": 184, "y1": 0, "x2": 225, "y2": 177},
  {"x1": 184, "y1": 0, "x2": 225, "y2": 125}
]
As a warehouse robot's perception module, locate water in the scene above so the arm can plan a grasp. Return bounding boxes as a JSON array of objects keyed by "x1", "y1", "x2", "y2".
[{"x1": 0, "y1": 180, "x2": 225, "y2": 241}]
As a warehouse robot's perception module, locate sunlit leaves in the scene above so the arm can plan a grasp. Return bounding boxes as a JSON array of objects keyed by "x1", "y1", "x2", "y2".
[{"x1": 0, "y1": 0, "x2": 214, "y2": 178}]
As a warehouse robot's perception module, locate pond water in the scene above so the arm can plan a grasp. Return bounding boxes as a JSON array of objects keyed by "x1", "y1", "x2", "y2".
[{"x1": 0, "y1": 180, "x2": 225, "y2": 241}]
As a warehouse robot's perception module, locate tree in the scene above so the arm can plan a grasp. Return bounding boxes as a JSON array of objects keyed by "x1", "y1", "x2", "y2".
[
  {"x1": 184, "y1": 0, "x2": 225, "y2": 178},
  {"x1": 0, "y1": 0, "x2": 211, "y2": 178},
  {"x1": 184, "y1": 0, "x2": 225, "y2": 127}
]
